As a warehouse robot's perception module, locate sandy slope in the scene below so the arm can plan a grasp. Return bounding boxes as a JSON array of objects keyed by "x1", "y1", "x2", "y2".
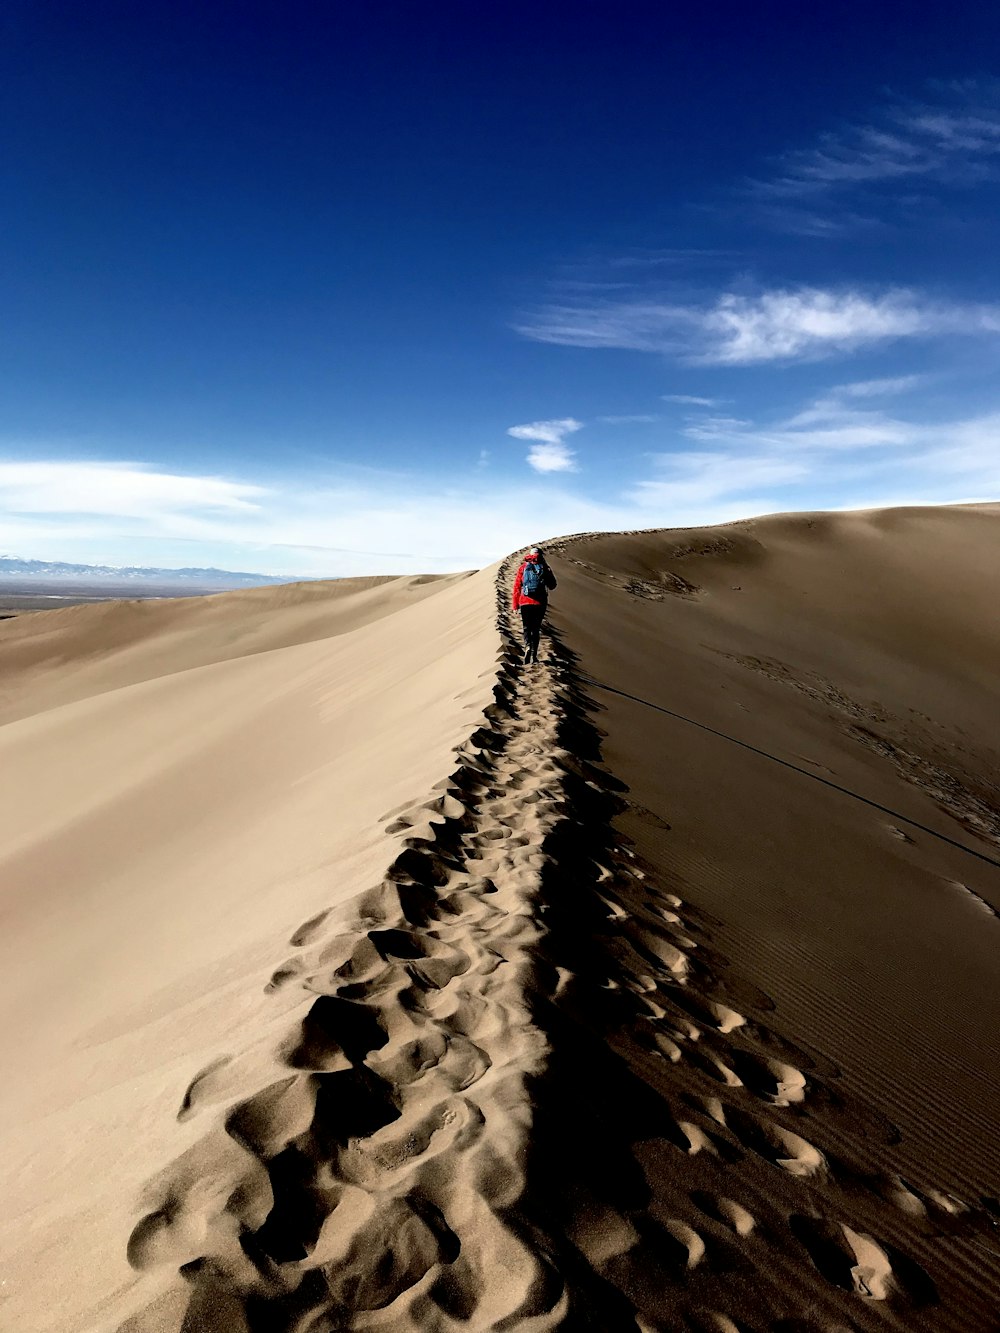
[
  {"x1": 0, "y1": 568, "x2": 500, "y2": 1332},
  {"x1": 0, "y1": 574, "x2": 455, "y2": 726},
  {"x1": 3, "y1": 506, "x2": 1000, "y2": 1332},
  {"x1": 542, "y1": 504, "x2": 1000, "y2": 1329}
]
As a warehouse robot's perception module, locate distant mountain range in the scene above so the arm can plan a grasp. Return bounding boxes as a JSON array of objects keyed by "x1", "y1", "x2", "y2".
[{"x1": 0, "y1": 555, "x2": 291, "y2": 589}]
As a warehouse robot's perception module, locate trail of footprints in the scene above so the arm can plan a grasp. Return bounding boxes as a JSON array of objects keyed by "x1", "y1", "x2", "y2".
[
  {"x1": 123, "y1": 557, "x2": 578, "y2": 1331},
  {"x1": 531, "y1": 840, "x2": 982, "y2": 1328},
  {"x1": 120, "y1": 548, "x2": 1000, "y2": 1332}
]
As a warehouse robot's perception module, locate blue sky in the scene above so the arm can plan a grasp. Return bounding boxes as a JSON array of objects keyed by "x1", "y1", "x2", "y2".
[{"x1": 3, "y1": 2, "x2": 1000, "y2": 575}]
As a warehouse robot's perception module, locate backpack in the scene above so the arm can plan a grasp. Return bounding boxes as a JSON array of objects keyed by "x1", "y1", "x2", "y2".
[{"x1": 521, "y1": 560, "x2": 545, "y2": 598}]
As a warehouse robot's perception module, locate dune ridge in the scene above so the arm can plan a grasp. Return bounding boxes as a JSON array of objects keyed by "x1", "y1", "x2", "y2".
[{"x1": 116, "y1": 552, "x2": 573, "y2": 1330}]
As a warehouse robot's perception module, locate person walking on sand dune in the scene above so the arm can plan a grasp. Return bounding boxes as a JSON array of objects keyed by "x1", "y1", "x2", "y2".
[{"x1": 512, "y1": 545, "x2": 557, "y2": 664}]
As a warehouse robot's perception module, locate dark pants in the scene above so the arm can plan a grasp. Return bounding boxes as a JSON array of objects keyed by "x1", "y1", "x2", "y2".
[{"x1": 519, "y1": 603, "x2": 544, "y2": 660}]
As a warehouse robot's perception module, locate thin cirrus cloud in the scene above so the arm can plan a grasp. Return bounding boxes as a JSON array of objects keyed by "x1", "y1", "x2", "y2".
[
  {"x1": 748, "y1": 83, "x2": 1000, "y2": 233},
  {"x1": 631, "y1": 391, "x2": 1000, "y2": 514},
  {"x1": 834, "y1": 375, "x2": 923, "y2": 398},
  {"x1": 517, "y1": 286, "x2": 1000, "y2": 365},
  {"x1": 0, "y1": 460, "x2": 266, "y2": 517},
  {"x1": 506, "y1": 418, "x2": 582, "y2": 472},
  {"x1": 661, "y1": 394, "x2": 722, "y2": 407},
  {"x1": 776, "y1": 375, "x2": 924, "y2": 431},
  {"x1": 754, "y1": 85, "x2": 1000, "y2": 198}
]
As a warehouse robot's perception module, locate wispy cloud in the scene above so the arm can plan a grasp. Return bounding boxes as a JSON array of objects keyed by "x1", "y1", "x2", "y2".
[
  {"x1": 750, "y1": 82, "x2": 1000, "y2": 233},
  {"x1": 632, "y1": 396, "x2": 1000, "y2": 515},
  {"x1": 597, "y1": 414, "x2": 659, "y2": 425},
  {"x1": 776, "y1": 377, "x2": 924, "y2": 434},
  {"x1": 630, "y1": 450, "x2": 811, "y2": 511},
  {"x1": 506, "y1": 418, "x2": 582, "y2": 472},
  {"x1": 834, "y1": 375, "x2": 923, "y2": 398},
  {"x1": 518, "y1": 286, "x2": 1000, "y2": 365},
  {"x1": 0, "y1": 455, "x2": 629, "y2": 576},
  {"x1": 682, "y1": 415, "x2": 754, "y2": 440},
  {"x1": 661, "y1": 394, "x2": 722, "y2": 407},
  {"x1": 757, "y1": 93, "x2": 1000, "y2": 199},
  {"x1": 6, "y1": 405, "x2": 1000, "y2": 580},
  {"x1": 606, "y1": 248, "x2": 740, "y2": 268},
  {"x1": 0, "y1": 461, "x2": 265, "y2": 517}
]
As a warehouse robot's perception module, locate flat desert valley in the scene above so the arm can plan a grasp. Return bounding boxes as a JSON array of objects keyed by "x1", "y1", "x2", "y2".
[{"x1": 2, "y1": 504, "x2": 1000, "y2": 1332}]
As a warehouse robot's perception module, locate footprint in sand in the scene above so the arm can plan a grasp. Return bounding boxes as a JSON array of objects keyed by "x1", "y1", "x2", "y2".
[
  {"x1": 289, "y1": 909, "x2": 332, "y2": 947},
  {"x1": 690, "y1": 1191, "x2": 756, "y2": 1237},
  {"x1": 887, "y1": 824, "x2": 914, "y2": 844},
  {"x1": 176, "y1": 1056, "x2": 234, "y2": 1122},
  {"x1": 726, "y1": 1049, "x2": 808, "y2": 1107},
  {"x1": 948, "y1": 879, "x2": 999, "y2": 918},
  {"x1": 265, "y1": 956, "x2": 306, "y2": 993},
  {"x1": 722, "y1": 1106, "x2": 826, "y2": 1177},
  {"x1": 789, "y1": 1215, "x2": 936, "y2": 1304},
  {"x1": 127, "y1": 1199, "x2": 206, "y2": 1270}
]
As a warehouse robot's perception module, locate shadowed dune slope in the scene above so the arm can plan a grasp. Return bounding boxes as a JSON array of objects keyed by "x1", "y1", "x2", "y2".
[
  {"x1": 0, "y1": 567, "x2": 498, "y2": 1333},
  {"x1": 537, "y1": 504, "x2": 1000, "y2": 1327}
]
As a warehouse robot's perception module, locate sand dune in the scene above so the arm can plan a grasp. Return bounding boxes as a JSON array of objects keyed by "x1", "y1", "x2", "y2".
[
  {"x1": 3, "y1": 506, "x2": 1000, "y2": 1331},
  {"x1": 0, "y1": 573, "x2": 459, "y2": 726}
]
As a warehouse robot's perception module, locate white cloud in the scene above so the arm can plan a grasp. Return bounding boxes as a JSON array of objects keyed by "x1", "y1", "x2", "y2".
[
  {"x1": 630, "y1": 450, "x2": 810, "y2": 510},
  {"x1": 748, "y1": 84, "x2": 1000, "y2": 237},
  {"x1": 755, "y1": 86, "x2": 1000, "y2": 200},
  {"x1": 682, "y1": 415, "x2": 754, "y2": 440},
  {"x1": 506, "y1": 418, "x2": 582, "y2": 472},
  {"x1": 0, "y1": 461, "x2": 265, "y2": 517},
  {"x1": 703, "y1": 290, "x2": 933, "y2": 364},
  {"x1": 0, "y1": 460, "x2": 631, "y2": 576},
  {"x1": 597, "y1": 414, "x2": 659, "y2": 424},
  {"x1": 621, "y1": 398, "x2": 1000, "y2": 527},
  {"x1": 516, "y1": 301, "x2": 693, "y2": 354},
  {"x1": 519, "y1": 286, "x2": 1000, "y2": 365},
  {"x1": 835, "y1": 375, "x2": 923, "y2": 398},
  {"x1": 6, "y1": 395, "x2": 1000, "y2": 580},
  {"x1": 661, "y1": 394, "x2": 722, "y2": 407},
  {"x1": 526, "y1": 442, "x2": 577, "y2": 473}
]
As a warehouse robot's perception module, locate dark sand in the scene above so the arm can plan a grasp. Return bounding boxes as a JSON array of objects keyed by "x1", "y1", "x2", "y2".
[{"x1": 541, "y1": 504, "x2": 1000, "y2": 1329}]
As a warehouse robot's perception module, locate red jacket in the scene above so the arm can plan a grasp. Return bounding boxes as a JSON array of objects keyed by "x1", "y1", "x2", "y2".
[{"x1": 512, "y1": 553, "x2": 556, "y2": 610}]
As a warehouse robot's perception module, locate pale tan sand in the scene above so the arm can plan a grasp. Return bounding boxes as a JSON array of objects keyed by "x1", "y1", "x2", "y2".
[
  {"x1": 0, "y1": 574, "x2": 456, "y2": 726},
  {"x1": 4, "y1": 507, "x2": 1000, "y2": 1333},
  {"x1": 0, "y1": 568, "x2": 503, "y2": 1331}
]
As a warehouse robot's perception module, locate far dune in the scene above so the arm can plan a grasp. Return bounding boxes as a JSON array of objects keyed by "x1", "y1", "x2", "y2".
[{"x1": 0, "y1": 572, "x2": 465, "y2": 725}]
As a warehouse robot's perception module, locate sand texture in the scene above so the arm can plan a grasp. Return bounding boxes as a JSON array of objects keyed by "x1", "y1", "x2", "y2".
[{"x1": 2, "y1": 506, "x2": 1000, "y2": 1331}]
